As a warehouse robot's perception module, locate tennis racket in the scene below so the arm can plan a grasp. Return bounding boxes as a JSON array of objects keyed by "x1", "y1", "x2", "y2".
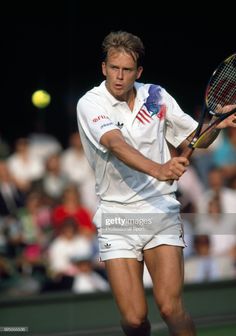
[{"x1": 181, "y1": 53, "x2": 236, "y2": 159}]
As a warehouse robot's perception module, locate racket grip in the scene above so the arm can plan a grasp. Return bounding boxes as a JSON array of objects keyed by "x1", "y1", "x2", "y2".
[
  {"x1": 180, "y1": 146, "x2": 194, "y2": 159},
  {"x1": 168, "y1": 146, "x2": 194, "y2": 185}
]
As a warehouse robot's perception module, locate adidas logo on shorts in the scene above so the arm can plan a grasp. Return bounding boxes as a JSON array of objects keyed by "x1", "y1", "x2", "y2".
[{"x1": 104, "y1": 243, "x2": 111, "y2": 249}]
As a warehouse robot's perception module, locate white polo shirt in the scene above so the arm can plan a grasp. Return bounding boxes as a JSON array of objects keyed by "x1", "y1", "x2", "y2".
[{"x1": 77, "y1": 81, "x2": 197, "y2": 205}]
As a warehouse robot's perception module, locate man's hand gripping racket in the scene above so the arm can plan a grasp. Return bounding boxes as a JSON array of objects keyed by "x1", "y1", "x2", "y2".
[{"x1": 181, "y1": 53, "x2": 236, "y2": 160}]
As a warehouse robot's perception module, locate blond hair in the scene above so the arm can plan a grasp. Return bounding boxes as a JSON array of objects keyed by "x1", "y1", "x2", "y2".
[{"x1": 102, "y1": 30, "x2": 145, "y2": 66}]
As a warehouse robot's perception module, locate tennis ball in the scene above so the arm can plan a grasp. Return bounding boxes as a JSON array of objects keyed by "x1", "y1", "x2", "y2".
[{"x1": 31, "y1": 90, "x2": 51, "y2": 109}]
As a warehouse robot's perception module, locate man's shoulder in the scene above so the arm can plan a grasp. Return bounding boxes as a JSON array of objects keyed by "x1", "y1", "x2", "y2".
[
  {"x1": 77, "y1": 82, "x2": 106, "y2": 108},
  {"x1": 136, "y1": 82, "x2": 167, "y2": 96},
  {"x1": 136, "y1": 82, "x2": 171, "y2": 105}
]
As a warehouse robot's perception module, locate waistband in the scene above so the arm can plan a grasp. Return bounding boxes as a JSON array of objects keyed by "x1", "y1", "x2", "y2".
[{"x1": 100, "y1": 193, "x2": 178, "y2": 210}]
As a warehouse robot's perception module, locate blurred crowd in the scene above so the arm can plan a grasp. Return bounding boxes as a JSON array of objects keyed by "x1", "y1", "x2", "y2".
[{"x1": 0, "y1": 126, "x2": 236, "y2": 297}]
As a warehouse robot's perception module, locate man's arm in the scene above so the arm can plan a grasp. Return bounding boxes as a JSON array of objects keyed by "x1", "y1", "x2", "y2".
[{"x1": 100, "y1": 129, "x2": 189, "y2": 181}]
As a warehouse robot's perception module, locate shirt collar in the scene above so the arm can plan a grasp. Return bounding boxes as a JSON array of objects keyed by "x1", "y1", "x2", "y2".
[{"x1": 100, "y1": 81, "x2": 149, "y2": 107}]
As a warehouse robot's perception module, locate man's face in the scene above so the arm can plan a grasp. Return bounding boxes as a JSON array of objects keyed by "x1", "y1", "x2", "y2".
[{"x1": 102, "y1": 48, "x2": 143, "y2": 101}]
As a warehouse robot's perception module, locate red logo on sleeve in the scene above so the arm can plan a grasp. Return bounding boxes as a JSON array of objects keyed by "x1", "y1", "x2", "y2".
[{"x1": 92, "y1": 115, "x2": 109, "y2": 122}]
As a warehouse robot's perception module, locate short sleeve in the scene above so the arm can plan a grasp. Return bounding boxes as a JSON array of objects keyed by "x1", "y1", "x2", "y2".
[
  {"x1": 77, "y1": 93, "x2": 119, "y2": 153},
  {"x1": 164, "y1": 90, "x2": 198, "y2": 148}
]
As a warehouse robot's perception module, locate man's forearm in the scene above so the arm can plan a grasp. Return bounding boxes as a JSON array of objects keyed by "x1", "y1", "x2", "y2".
[
  {"x1": 101, "y1": 129, "x2": 189, "y2": 181},
  {"x1": 108, "y1": 136, "x2": 160, "y2": 178},
  {"x1": 100, "y1": 130, "x2": 161, "y2": 178}
]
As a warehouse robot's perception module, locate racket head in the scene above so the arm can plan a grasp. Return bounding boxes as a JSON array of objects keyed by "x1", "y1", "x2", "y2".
[
  {"x1": 205, "y1": 53, "x2": 236, "y2": 113},
  {"x1": 185, "y1": 53, "x2": 236, "y2": 153}
]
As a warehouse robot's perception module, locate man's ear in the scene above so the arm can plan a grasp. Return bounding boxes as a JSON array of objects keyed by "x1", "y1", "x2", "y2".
[
  {"x1": 102, "y1": 62, "x2": 106, "y2": 76},
  {"x1": 136, "y1": 66, "x2": 143, "y2": 79}
]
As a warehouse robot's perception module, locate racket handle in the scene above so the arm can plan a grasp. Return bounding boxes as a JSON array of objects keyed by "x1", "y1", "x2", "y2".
[
  {"x1": 168, "y1": 146, "x2": 194, "y2": 185},
  {"x1": 180, "y1": 146, "x2": 194, "y2": 159}
]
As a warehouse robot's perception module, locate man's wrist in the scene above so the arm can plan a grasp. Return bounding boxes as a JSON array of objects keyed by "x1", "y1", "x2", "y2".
[{"x1": 149, "y1": 163, "x2": 162, "y2": 179}]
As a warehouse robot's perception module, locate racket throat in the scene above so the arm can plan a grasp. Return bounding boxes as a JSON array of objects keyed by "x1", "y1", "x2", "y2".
[{"x1": 189, "y1": 137, "x2": 198, "y2": 147}]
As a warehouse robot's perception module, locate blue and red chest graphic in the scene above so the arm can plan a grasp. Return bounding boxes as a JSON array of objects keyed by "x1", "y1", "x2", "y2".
[{"x1": 136, "y1": 85, "x2": 166, "y2": 124}]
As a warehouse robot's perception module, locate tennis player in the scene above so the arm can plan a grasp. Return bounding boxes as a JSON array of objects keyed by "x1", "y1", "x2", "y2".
[{"x1": 77, "y1": 31, "x2": 236, "y2": 336}]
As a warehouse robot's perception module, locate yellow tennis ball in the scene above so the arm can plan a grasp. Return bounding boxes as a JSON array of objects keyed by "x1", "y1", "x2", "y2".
[{"x1": 32, "y1": 90, "x2": 51, "y2": 109}]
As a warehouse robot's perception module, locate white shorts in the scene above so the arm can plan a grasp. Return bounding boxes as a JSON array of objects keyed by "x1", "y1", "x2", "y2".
[{"x1": 93, "y1": 194, "x2": 186, "y2": 261}]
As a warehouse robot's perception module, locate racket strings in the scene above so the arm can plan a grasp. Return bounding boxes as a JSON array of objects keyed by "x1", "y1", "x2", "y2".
[
  {"x1": 207, "y1": 54, "x2": 236, "y2": 112},
  {"x1": 185, "y1": 53, "x2": 236, "y2": 154}
]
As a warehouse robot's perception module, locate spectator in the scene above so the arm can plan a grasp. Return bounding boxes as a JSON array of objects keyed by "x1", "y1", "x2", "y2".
[
  {"x1": 0, "y1": 160, "x2": 25, "y2": 217},
  {"x1": 45, "y1": 218, "x2": 96, "y2": 292},
  {"x1": 72, "y1": 254, "x2": 109, "y2": 294},
  {"x1": 61, "y1": 132, "x2": 98, "y2": 214},
  {"x1": 17, "y1": 191, "x2": 52, "y2": 274},
  {"x1": 51, "y1": 184, "x2": 96, "y2": 236},
  {"x1": 197, "y1": 167, "x2": 236, "y2": 214},
  {"x1": 7, "y1": 138, "x2": 45, "y2": 192},
  {"x1": 195, "y1": 196, "x2": 236, "y2": 257},
  {"x1": 211, "y1": 128, "x2": 236, "y2": 183},
  {"x1": 32, "y1": 153, "x2": 68, "y2": 206},
  {"x1": 184, "y1": 234, "x2": 236, "y2": 283},
  {"x1": 28, "y1": 131, "x2": 62, "y2": 162}
]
